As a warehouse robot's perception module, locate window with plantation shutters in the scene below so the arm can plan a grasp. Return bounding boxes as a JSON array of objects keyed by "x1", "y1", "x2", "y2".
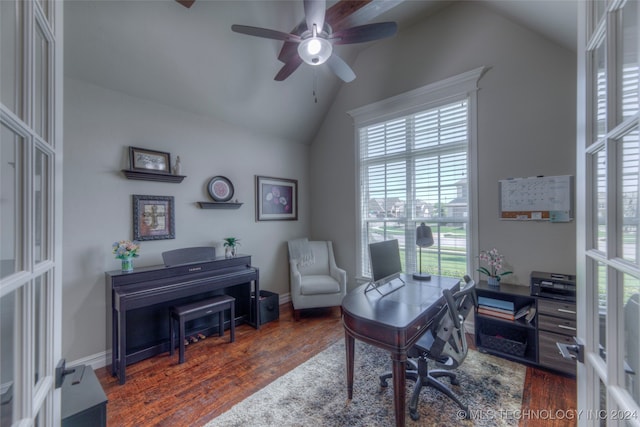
[
  {"x1": 349, "y1": 67, "x2": 485, "y2": 281},
  {"x1": 358, "y1": 100, "x2": 470, "y2": 279}
]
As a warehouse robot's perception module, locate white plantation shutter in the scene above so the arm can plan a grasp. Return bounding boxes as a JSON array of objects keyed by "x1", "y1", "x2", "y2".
[{"x1": 358, "y1": 99, "x2": 470, "y2": 278}]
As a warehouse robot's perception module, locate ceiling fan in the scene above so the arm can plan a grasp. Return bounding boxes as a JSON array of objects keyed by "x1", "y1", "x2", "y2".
[{"x1": 230, "y1": 0, "x2": 397, "y2": 82}]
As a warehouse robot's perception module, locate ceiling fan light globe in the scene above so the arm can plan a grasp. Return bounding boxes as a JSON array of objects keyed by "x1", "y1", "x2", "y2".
[
  {"x1": 298, "y1": 37, "x2": 332, "y2": 66},
  {"x1": 307, "y1": 38, "x2": 322, "y2": 55}
]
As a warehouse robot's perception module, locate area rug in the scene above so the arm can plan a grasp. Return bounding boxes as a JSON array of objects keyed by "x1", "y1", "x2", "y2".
[{"x1": 206, "y1": 340, "x2": 525, "y2": 426}]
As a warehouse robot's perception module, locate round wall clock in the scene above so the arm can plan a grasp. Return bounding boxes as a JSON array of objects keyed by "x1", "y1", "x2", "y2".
[{"x1": 208, "y1": 176, "x2": 234, "y2": 202}]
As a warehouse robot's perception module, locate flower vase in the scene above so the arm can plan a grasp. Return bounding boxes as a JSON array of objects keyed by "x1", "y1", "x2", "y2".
[
  {"x1": 225, "y1": 246, "x2": 236, "y2": 258},
  {"x1": 121, "y1": 257, "x2": 134, "y2": 272},
  {"x1": 487, "y1": 276, "x2": 499, "y2": 287}
]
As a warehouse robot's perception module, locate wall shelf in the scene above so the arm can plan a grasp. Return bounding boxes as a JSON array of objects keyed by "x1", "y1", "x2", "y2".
[
  {"x1": 198, "y1": 202, "x2": 243, "y2": 209},
  {"x1": 121, "y1": 169, "x2": 186, "y2": 183}
]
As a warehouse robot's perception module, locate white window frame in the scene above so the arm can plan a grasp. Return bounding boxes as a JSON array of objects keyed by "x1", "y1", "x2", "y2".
[{"x1": 349, "y1": 67, "x2": 486, "y2": 279}]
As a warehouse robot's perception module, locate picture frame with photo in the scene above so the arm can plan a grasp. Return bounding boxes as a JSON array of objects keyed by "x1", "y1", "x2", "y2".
[
  {"x1": 132, "y1": 195, "x2": 175, "y2": 240},
  {"x1": 255, "y1": 175, "x2": 298, "y2": 221},
  {"x1": 129, "y1": 146, "x2": 171, "y2": 174}
]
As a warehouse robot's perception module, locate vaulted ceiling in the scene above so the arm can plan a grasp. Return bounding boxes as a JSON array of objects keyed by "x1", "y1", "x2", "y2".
[{"x1": 64, "y1": 0, "x2": 577, "y2": 144}]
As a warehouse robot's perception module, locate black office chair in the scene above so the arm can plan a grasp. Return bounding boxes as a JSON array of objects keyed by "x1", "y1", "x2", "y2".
[{"x1": 379, "y1": 275, "x2": 477, "y2": 421}]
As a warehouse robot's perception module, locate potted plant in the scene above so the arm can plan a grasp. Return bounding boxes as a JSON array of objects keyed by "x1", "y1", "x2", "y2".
[
  {"x1": 223, "y1": 237, "x2": 240, "y2": 258},
  {"x1": 477, "y1": 248, "x2": 512, "y2": 286}
]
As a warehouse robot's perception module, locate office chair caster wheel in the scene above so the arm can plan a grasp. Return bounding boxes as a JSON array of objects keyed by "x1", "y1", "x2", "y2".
[
  {"x1": 410, "y1": 409, "x2": 420, "y2": 421},
  {"x1": 379, "y1": 374, "x2": 390, "y2": 388}
]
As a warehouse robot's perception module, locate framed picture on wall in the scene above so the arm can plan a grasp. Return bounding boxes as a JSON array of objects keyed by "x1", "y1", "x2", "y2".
[
  {"x1": 133, "y1": 195, "x2": 175, "y2": 240},
  {"x1": 129, "y1": 146, "x2": 171, "y2": 174},
  {"x1": 255, "y1": 176, "x2": 298, "y2": 221}
]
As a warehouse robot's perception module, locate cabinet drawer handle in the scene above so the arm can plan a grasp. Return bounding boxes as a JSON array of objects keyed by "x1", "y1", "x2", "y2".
[
  {"x1": 557, "y1": 308, "x2": 576, "y2": 315},
  {"x1": 558, "y1": 324, "x2": 576, "y2": 331}
]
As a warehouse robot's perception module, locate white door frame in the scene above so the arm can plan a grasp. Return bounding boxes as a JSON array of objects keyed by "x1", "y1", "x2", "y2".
[
  {"x1": 0, "y1": 0, "x2": 63, "y2": 425},
  {"x1": 576, "y1": 0, "x2": 640, "y2": 426}
]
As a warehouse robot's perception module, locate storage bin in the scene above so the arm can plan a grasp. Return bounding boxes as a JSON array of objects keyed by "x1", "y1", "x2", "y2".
[
  {"x1": 479, "y1": 324, "x2": 527, "y2": 357},
  {"x1": 250, "y1": 290, "x2": 279, "y2": 325}
]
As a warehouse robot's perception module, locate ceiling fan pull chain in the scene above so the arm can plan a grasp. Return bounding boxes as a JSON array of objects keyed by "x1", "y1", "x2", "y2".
[{"x1": 313, "y1": 70, "x2": 318, "y2": 103}]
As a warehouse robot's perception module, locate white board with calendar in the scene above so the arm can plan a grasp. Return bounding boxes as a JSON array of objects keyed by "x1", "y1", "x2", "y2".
[{"x1": 499, "y1": 175, "x2": 573, "y2": 221}]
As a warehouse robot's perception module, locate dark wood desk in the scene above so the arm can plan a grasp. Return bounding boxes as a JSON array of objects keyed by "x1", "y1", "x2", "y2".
[
  {"x1": 341, "y1": 274, "x2": 460, "y2": 427},
  {"x1": 107, "y1": 255, "x2": 259, "y2": 384}
]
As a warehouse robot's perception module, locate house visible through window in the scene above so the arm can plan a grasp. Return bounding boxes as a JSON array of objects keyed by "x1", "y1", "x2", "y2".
[{"x1": 350, "y1": 68, "x2": 484, "y2": 281}]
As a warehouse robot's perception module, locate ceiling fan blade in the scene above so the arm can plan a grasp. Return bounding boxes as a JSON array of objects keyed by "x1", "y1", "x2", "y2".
[
  {"x1": 326, "y1": 54, "x2": 356, "y2": 83},
  {"x1": 275, "y1": 56, "x2": 304, "y2": 81},
  {"x1": 304, "y1": 0, "x2": 326, "y2": 35},
  {"x1": 330, "y1": 22, "x2": 397, "y2": 45},
  {"x1": 278, "y1": 22, "x2": 307, "y2": 63},
  {"x1": 231, "y1": 25, "x2": 301, "y2": 43},
  {"x1": 175, "y1": 0, "x2": 195, "y2": 8}
]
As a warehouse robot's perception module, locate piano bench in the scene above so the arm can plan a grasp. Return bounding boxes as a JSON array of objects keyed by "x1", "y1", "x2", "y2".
[{"x1": 169, "y1": 295, "x2": 235, "y2": 364}]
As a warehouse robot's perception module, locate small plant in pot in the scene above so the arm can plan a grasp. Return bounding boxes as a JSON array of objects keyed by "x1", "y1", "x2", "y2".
[
  {"x1": 223, "y1": 237, "x2": 240, "y2": 258},
  {"x1": 477, "y1": 248, "x2": 512, "y2": 286}
]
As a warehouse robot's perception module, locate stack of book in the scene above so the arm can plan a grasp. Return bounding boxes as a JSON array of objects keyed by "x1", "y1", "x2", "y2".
[{"x1": 477, "y1": 296, "x2": 515, "y2": 320}]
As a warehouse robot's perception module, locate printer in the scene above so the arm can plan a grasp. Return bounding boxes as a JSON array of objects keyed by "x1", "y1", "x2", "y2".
[{"x1": 530, "y1": 271, "x2": 576, "y2": 302}]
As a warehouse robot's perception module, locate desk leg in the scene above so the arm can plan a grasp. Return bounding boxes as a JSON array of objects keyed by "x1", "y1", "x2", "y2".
[
  {"x1": 345, "y1": 331, "x2": 354, "y2": 400},
  {"x1": 391, "y1": 351, "x2": 407, "y2": 427}
]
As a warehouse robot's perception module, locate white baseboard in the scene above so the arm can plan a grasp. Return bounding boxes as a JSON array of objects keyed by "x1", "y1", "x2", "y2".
[
  {"x1": 279, "y1": 292, "x2": 291, "y2": 305},
  {"x1": 71, "y1": 292, "x2": 291, "y2": 371},
  {"x1": 69, "y1": 350, "x2": 111, "y2": 370}
]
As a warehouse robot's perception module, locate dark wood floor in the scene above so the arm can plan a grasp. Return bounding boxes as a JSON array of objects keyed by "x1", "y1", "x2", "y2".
[{"x1": 95, "y1": 303, "x2": 577, "y2": 426}]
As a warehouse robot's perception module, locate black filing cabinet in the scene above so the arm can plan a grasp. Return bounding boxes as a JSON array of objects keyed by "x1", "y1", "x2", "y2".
[{"x1": 61, "y1": 365, "x2": 107, "y2": 427}]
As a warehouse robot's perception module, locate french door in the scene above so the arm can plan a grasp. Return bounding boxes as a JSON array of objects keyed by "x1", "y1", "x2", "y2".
[
  {"x1": 0, "y1": 0, "x2": 63, "y2": 425},
  {"x1": 577, "y1": 0, "x2": 640, "y2": 425}
]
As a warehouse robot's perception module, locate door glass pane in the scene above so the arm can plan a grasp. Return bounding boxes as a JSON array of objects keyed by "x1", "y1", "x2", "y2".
[
  {"x1": 623, "y1": 273, "x2": 640, "y2": 405},
  {"x1": 593, "y1": 40, "x2": 607, "y2": 141},
  {"x1": 619, "y1": 129, "x2": 640, "y2": 263},
  {"x1": 595, "y1": 148, "x2": 607, "y2": 252},
  {"x1": 33, "y1": 275, "x2": 47, "y2": 386},
  {"x1": 618, "y1": 0, "x2": 638, "y2": 122},
  {"x1": 597, "y1": 262, "x2": 607, "y2": 359},
  {"x1": 1, "y1": 123, "x2": 24, "y2": 279},
  {"x1": 34, "y1": 148, "x2": 49, "y2": 264},
  {"x1": 0, "y1": 0, "x2": 22, "y2": 117},
  {"x1": 34, "y1": 21, "x2": 49, "y2": 142},
  {"x1": 0, "y1": 289, "x2": 20, "y2": 425}
]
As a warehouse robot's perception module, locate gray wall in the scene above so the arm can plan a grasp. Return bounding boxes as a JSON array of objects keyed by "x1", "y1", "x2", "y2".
[
  {"x1": 310, "y1": 2, "x2": 577, "y2": 288},
  {"x1": 63, "y1": 78, "x2": 310, "y2": 363}
]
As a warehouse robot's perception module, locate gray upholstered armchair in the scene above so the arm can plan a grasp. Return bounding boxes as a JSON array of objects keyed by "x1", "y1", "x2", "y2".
[{"x1": 287, "y1": 240, "x2": 347, "y2": 320}]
